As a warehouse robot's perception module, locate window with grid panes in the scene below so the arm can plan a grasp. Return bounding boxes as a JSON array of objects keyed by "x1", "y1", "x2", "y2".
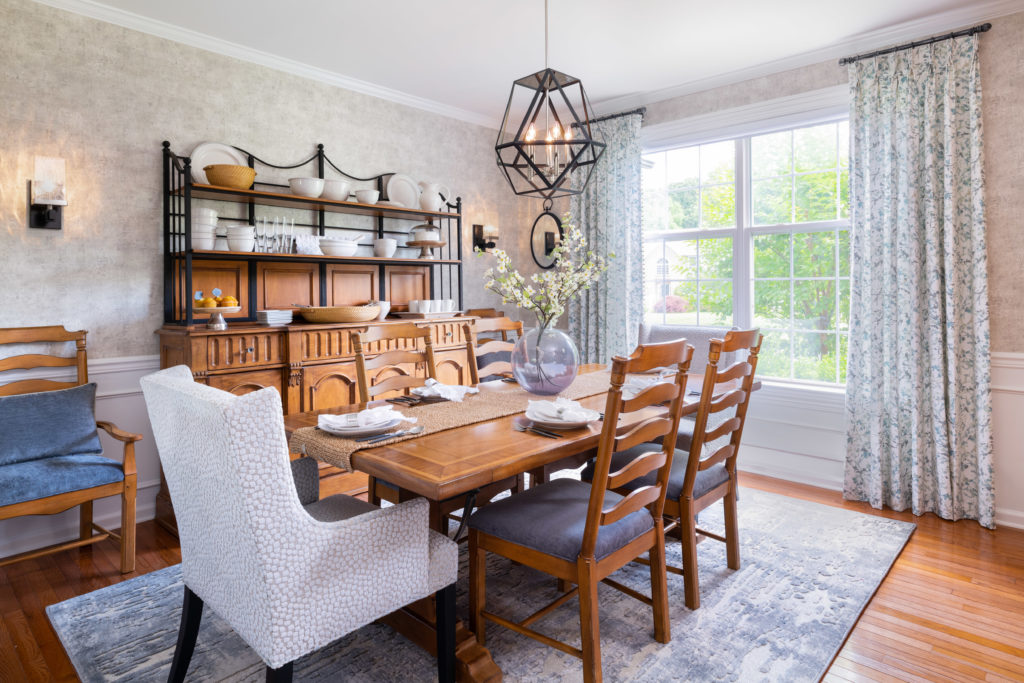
[{"x1": 642, "y1": 120, "x2": 850, "y2": 384}]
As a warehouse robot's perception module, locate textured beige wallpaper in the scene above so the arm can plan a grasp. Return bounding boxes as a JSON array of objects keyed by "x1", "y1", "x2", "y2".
[
  {"x1": 0, "y1": 0, "x2": 544, "y2": 358},
  {"x1": 643, "y1": 16, "x2": 1024, "y2": 353}
]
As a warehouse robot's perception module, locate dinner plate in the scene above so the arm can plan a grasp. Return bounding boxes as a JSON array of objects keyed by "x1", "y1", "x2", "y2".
[
  {"x1": 382, "y1": 173, "x2": 419, "y2": 209},
  {"x1": 190, "y1": 142, "x2": 248, "y2": 185},
  {"x1": 524, "y1": 409, "x2": 599, "y2": 430},
  {"x1": 319, "y1": 417, "x2": 401, "y2": 438}
]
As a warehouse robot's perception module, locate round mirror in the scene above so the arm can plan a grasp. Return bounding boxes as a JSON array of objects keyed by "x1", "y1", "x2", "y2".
[{"x1": 530, "y1": 211, "x2": 564, "y2": 269}]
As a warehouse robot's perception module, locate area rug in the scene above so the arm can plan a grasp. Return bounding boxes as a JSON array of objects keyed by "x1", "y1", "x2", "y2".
[{"x1": 47, "y1": 489, "x2": 914, "y2": 682}]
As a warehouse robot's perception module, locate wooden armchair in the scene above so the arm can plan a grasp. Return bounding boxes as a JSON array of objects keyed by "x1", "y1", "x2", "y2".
[
  {"x1": 468, "y1": 338, "x2": 694, "y2": 682},
  {"x1": 0, "y1": 325, "x2": 141, "y2": 573}
]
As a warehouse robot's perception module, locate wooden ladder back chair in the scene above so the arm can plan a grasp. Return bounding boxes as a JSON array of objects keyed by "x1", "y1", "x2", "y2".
[
  {"x1": 350, "y1": 323, "x2": 438, "y2": 403},
  {"x1": 668, "y1": 328, "x2": 762, "y2": 610},
  {"x1": 468, "y1": 339, "x2": 694, "y2": 683},
  {"x1": 0, "y1": 325, "x2": 141, "y2": 573},
  {"x1": 462, "y1": 317, "x2": 523, "y2": 384}
]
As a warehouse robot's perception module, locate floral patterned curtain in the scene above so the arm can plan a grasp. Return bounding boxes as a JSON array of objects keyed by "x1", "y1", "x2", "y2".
[
  {"x1": 569, "y1": 113, "x2": 644, "y2": 364},
  {"x1": 844, "y1": 35, "x2": 994, "y2": 527}
]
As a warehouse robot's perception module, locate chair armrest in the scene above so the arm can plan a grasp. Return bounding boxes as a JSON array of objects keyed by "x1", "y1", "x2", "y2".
[
  {"x1": 96, "y1": 421, "x2": 141, "y2": 477},
  {"x1": 96, "y1": 421, "x2": 143, "y2": 443}
]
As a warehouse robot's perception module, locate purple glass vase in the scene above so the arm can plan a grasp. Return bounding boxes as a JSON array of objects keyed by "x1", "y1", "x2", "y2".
[{"x1": 511, "y1": 325, "x2": 579, "y2": 396}]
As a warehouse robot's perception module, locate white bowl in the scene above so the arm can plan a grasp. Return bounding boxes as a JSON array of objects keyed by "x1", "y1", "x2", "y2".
[
  {"x1": 192, "y1": 208, "x2": 218, "y2": 223},
  {"x1": 192, "y1": 235, "x2": 215, "y2": 250},
  {"x1": 320, "y1": 240, "x2": 359, "y2": 257},
  {"x1": 289, "y1": 177, "x2": 324, "y2": 198},
  {"x1": 192, "y1": 227, "x2": 216, "y2": 236},
  {"x1": 355, "y1": 189, "x2": 380, "y2": 205},
  {"x1": 322, "y1": 179, "x2": 352, "y2": 201},
  {"x1": 227, "y1": 237, "x2": 255, "y2": 252},
  {"x1": 411, "y1": 227, "x2": 440, "y2": 242},
  {"x1": 226, "y1": 227, "x2": 254, "y2": 235},
  {"x1": 373, "y1": 237, "x2": 397, "y2": 257}
]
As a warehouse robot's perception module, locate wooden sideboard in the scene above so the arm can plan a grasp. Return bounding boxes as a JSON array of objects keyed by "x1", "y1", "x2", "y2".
[{"x1": 153, "y1": 316, "x2": 476, "y2": 535}]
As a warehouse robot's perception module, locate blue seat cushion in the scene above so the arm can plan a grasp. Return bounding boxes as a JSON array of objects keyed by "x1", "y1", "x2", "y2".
[
  {"x1": 0, "y1": 383, "x2": 102, "y2": 466},
  {"x1": 0, "y1": 454, "x2": 124, "y2": 507},
  {"x1": 468, "y1": 478, "x2": 654, "y2": 562},
  {"x1": 581, "y1": 444, "x2": 730, "y2": 502},
  {"x1": 304, "y1": 494, "x2": 379, "y2": 523}
]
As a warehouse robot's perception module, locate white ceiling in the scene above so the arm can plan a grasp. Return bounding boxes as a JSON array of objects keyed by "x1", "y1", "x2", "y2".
[{"x1": 39, "y1": 0, "x2": 1024, "y2": 127}]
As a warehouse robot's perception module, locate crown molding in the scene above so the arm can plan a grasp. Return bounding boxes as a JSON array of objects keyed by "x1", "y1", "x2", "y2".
[
  {"x1": 595, "y1": 0, "x2": 1024, "y2": 115},
  {"x1": 31, "y1": 0, "x2": 497, "y2": 130},
  {"x1": 641, "y1": 85, "x2": 849, "y2": 151}
]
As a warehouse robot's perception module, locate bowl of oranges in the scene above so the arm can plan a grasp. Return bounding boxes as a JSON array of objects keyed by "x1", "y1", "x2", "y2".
[{"x1": 193, "y1": 289, "x2": 241, "y2": 329}]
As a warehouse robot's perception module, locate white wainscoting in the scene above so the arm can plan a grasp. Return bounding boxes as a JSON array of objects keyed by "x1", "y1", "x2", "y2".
[
  {"x1": 739, "y1": 352, "x2": 1024, "y2": 530},
  {"x1": 4, "y1": 351, "x2": 1023, "y2": 558}
]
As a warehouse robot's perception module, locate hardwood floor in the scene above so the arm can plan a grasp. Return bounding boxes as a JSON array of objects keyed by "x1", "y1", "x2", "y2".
[{"x1": 1, "y1": 474, "x2": 1022, "y2": 681}]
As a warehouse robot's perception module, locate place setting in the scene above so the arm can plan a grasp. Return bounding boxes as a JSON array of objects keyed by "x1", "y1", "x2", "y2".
[
  {"x1": 515, "y1": 397, "x2": 601, "y2": 438},
  {"x1": 316, "y1": 405, "x2": 418, "y2": 443}
]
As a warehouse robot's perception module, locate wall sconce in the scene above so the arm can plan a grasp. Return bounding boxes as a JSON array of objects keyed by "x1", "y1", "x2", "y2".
[
  {"x1": 28, "y1": 156, "x2": 67, "y2": 230},
  {"x1": 472, "y1": 224, "x2": 499, "y2": 252}
]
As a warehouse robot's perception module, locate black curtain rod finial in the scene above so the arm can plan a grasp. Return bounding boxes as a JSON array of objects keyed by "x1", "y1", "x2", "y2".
[{"x1": 838, "y1": 22, "x2": 991, "y2": 66}]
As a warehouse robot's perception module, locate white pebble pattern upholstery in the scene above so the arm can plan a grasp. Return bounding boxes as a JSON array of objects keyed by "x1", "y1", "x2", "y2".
[{"x1": 141, "y1": 366, "x2": 457, "y2": 669}]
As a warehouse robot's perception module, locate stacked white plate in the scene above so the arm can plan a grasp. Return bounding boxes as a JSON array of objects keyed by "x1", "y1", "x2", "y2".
[
  {"x1": 525, "y1": 398, "x2": 601, "y2": 430},
  {"x1": 318, "y1": 411, "x2": 401, "y2": 438},
  {"x1": 257, "y1": 310, "x2": 293, "y2": 326}
]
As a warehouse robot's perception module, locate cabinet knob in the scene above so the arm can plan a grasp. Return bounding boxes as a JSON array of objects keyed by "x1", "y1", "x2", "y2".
[
  {"x1": 246, "y1": 346, "x2": 255, "y2": 354},
  {"x1": 445, "y1": 332, "x2": 453, "y2": 338}
]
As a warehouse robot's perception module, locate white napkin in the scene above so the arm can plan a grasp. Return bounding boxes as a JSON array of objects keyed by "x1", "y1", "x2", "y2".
[
  {"x1": 295, "y1": 234, "x2": 323, "y2": 255},
  {"x1": 318, "y1": 406, "x2": 414, "y2": 431},
  {"x1": 412, "y1": 378, "x2": 479, "y2": 402},
  {"x1": 622, "y1": 373, "x2": 675, "y2": 400},
  {"x1": 526, "y1": 397, "x2": 598, "y2": 423}
]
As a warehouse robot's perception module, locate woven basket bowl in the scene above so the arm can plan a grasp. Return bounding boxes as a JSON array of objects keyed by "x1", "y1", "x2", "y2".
[
  {"x1": 204, "y1": 164, "x2": 257, "y2": 189},
  {"x1": 297, "y1": 304, "x2": 380, "y2": 323}
]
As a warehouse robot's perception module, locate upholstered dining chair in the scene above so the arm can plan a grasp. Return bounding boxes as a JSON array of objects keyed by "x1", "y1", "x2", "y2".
[
  {"x1": 585, "y1": 329, "x2": 762, "y2": 610},
  {"x1": 462, "y1": 317, "x2": 523, "y2": 384},
  {"x1": 140, "y1": 366, "x2": 458, "y2": 683},
  {"x1": 638, "y1": 322, "x2": 738, "y2": 373},
  {"x1": 0, "y1": 325, "x2": 141, "y2": 573},
  {"x1": 468, "y1": 339, "x2": 694, "y2": 682}
]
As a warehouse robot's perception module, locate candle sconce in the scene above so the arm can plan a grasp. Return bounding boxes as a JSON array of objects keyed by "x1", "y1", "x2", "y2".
[
  {"x1": 28, "y1": 156, "x2": 67, "y2": 230},
  {"x1": 472, "y1": 224, "x2": 499, "y2": 252}
]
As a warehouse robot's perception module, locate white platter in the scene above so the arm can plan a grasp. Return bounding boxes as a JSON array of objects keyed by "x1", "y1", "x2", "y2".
[
  {"x1": 189, "y1": 142, "x2": 248, "y2": 185},
  {"x1": 319, "y1": 417, "x2": 401, "y2": 438},
  {"x1": 524, "y1": 409, "x2": 600, "y2": 430},
  {"x1": 392, "y1": 311, "x2": 463, "y2": 319},
  {"x1": 383, "y1": 173, "x2": 419, "y2": 210}
]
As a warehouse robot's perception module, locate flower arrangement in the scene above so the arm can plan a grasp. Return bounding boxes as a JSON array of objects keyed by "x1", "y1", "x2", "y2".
[{"x1": 480, "y1": 216, "x2": 610, "y2": 330}]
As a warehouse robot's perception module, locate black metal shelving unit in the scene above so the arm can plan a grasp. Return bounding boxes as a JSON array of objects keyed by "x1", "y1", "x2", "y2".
[{"x1": 162, "y1": 142, "x2": 464, "y2": 326}]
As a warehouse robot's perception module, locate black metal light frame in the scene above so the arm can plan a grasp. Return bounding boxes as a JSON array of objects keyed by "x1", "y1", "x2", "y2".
[{"x1": 495, "y1": 67, "x2": 605, "y2": 200}]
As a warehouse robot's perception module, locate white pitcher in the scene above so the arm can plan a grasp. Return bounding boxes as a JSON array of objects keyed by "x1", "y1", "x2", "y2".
[{"x1": 418, "y1": 182, "x2": 451, "y2": 212}]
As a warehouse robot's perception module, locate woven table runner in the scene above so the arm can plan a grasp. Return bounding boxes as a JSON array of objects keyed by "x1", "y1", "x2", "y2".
[{"x1": 289, "y1": 370, "x2": 612, "y2": 471}]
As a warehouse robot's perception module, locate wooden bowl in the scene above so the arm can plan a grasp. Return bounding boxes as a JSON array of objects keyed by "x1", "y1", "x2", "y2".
[
  {"x1": 296, "y1": 304, "x2": 380, "y2": 323},
  {"x1": 203, "y1": 164, "x2": 256, "y2": 189}
]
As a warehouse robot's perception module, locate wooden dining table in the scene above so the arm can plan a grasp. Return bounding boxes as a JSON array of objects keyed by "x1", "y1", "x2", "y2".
[{"x1": 282, "y1": 363, "x2": 759, "y2": 682}]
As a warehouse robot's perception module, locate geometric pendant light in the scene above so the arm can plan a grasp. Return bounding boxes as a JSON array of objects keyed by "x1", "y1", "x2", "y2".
[{"x1": 495, "y1": 0, "x2": 605, "y2": 200}]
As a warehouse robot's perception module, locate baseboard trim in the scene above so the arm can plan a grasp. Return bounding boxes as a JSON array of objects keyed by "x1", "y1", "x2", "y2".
[{"x1": 995, "y1": 507, "x2": 1024, "y2": 530}]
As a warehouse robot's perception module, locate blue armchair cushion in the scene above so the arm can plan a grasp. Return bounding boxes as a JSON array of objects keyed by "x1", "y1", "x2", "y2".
[
  {"x1": 0, "y1": 383, "x2": 102, "y2": 466},
  {"x1": 0, "y1": 454, "x2": 124, "y2": 507},
  {"x1": 581, "y1": 443, "x2": 730, "y2": 502}
]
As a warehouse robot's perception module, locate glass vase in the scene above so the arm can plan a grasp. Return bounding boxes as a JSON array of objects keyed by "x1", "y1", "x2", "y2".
[{"x1": 511, "y1": 325, "x2": 579, "y2": 396}]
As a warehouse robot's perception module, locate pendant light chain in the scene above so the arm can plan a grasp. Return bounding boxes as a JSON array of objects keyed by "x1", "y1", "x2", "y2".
[{"x1": 544, "y1": 0, "x2": 549, "y2": 69}]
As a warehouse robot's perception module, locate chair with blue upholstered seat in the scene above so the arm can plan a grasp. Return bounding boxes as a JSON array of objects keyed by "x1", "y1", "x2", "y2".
[
  {"x1": 468, "y1": 338, "x2": 694, "y2": 683},
  {"x1": 0, "y1": 325, "x2": 140, "y2": 574},
  {"x1": 585, "y1": 328, "x2": 762, "y2": 610}
]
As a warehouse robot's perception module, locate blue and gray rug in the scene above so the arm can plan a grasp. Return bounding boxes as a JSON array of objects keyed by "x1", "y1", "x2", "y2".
[{"x1": 47, "y1": 489, "x2": 914, "y2": 682}]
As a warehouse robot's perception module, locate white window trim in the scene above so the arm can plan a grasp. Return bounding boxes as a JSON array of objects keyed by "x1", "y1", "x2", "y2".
[{"x1": 642, "y1": 86, "x2": 852, "y2": 390}]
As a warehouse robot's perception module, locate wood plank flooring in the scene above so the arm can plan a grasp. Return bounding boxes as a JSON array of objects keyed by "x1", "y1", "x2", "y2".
[{"x1": 1, "y1": 473, "x2": 1022, "y2": 681}]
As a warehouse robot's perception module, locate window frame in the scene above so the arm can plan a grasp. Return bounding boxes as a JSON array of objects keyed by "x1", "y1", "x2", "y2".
[{"x1": 642, "y1": 115, "x2": 850, "y2": 387}]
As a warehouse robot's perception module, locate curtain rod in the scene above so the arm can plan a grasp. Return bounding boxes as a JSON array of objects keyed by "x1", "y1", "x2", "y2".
[
  {"x1": 838, "y1": 22, "x2": 990, "y2": 66},
  {"x1": 587, "y1": 107, "x2": 647, "y2": 125}
]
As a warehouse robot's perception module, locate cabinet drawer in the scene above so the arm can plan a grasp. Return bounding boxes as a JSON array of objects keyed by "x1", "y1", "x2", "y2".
[
  {"x1": 429, "y1": 321, "x2": 467, "y2": 348},
  {"x1": 205, "y1": 332, "x2": 284, "y2": 370},
  {"x1": 206, "y1": 367, "x2": 284, "y2": 396},
  {"x1": 299, "y1": 327, "x2": 358, "y2": 362}
]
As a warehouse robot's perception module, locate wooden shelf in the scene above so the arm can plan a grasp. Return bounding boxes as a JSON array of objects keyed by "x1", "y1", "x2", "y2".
[
  {"x1": 181, "y1": 183, "x2": 458, "y2": 221},
  {"x1": 173, "y1": 249, "x2": 460, "y2": 265}
]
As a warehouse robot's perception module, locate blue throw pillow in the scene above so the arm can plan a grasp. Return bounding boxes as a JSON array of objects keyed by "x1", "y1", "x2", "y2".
[{"x1": 0, "y1": 383, "x2": 103, "y2": 466}]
